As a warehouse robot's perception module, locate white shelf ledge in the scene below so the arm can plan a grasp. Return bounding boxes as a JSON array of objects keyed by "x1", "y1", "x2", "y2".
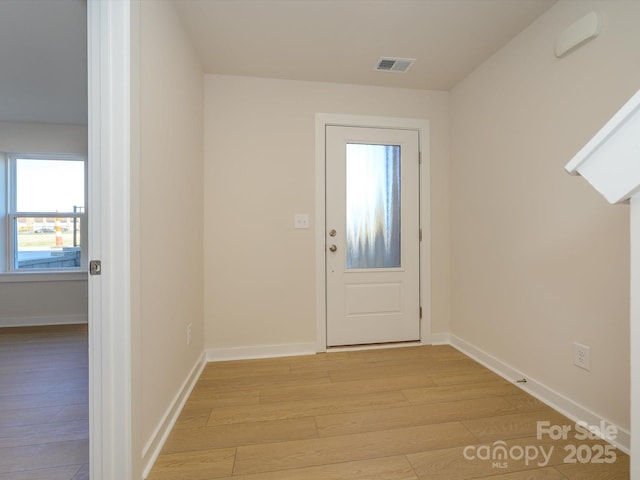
[{"x1": 565, "y1": 89, "x2": 640, "y2": 204}]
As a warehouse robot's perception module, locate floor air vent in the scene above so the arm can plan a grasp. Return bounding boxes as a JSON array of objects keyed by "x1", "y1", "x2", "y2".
[{"x1": 375, "y1": 57, "x2": 416, "y2": 73}]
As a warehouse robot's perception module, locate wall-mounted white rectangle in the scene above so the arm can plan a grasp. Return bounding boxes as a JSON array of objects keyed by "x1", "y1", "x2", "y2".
[
  {"x1": 345, "y1": 282, "x2": 402, "y2": 316},
  {"x1": 555, "y1": 11, "x2": 601, "y2": 58},
  {"x1": 574, "y1": 342, "x2": 591, "y2": 371},
  {"x1": 294, "y1": 214, "x2": 309, "y2": 229}
]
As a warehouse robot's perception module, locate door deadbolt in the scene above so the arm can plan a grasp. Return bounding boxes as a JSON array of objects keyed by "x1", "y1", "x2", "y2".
[
  {"x1": 89, "y1": 260, "x2": 102, "y2": 276},
  {"x1": 329, "y1": 229, "x2": 337, "y2": 237}
]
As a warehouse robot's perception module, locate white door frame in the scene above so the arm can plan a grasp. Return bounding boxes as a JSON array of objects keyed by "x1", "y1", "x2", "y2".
[
  {"x1": 315, "y1": 114, "x2": 431, "y2": 352},
  {"x1": 88, "y1": 1, "x2": 133, "y2": 479}
]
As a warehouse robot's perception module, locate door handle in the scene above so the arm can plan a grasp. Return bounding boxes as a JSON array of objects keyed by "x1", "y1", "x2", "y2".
[{"x1": 329, "y1": 244, "x2": 337, "y2": 252}]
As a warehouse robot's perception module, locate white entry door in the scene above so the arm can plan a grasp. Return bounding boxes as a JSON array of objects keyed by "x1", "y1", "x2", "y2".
[{"x1": 325, "y1": 126, "x2": 421, "y2": 347}]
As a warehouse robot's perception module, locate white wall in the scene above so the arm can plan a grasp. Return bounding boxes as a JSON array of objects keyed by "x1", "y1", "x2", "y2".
[
  {"x1": 0, "y1": 275, "x2": 87, "y2": 327},
  {"x1": 0, "y1": 121, "x2": 88, "y2": 327},
  {"x1": 0, "y1": 121, "x2": 87, "y2": 154},
  {"x1": 450, "y1": 0, "x2": 639, "y2": 433},
  {"x1": 133, "y1": 0, "x2": 204, "y2": 475},
  {"x1": 203, "y1": 75, "x2": 449, "y2": 352}
]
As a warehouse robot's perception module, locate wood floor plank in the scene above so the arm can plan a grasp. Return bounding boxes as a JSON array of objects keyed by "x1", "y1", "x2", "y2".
[
  {"x1": 554, "y1": 455, "x2": 631, "y2": 479},
  {"x1": 500, "y1": 393, "x2": 548, "y2": 412},
  {"x1": 428, "y1": 369, "x2": 506, "y2": 386},
  {"x1": 462, "y1": 411, "x2": 571, "y2": 442},
  {"x1": 0, "y1": 406, "x2": 65, "y2": 428},
  {"x1": 161, "y1": 417, "x2": 318, "y2": 454},
  {"x1": 183, "y1": 387, "x2": 261, "y2": 409},
  {"x1": 0, "y1": 439, "x2": 89, "y2": 475},
  {"x1": 196, "y1": 369, "x2": 331, "y2": 390},
  {"x1": 216, "y1": 456, "x2": 419, "y2": 480},
  {"x1": 327, "y1": 362, "x2": 439, "y2": 383},
  {"x1": 232, "y1": 422, "x2": 477, "y2": 476},
  {"x1": 408, "y1": 435, "x2": 629, "y2": 479},
  {"x1": 475, "y1": 467, "x2": 567, "y2": 479},
  {"x1": 407, "y1": 436, "x2": 572, "y2": 479},
  {"x1": 146, "y1": 447, "x2": 236, "y2": 480},
  {"x1": 0, "y1": 367, "x2": 88, "y2": 387},
  {"x1": 401, "y1": 380, "x2": 520, "y2": 404},
  {"x1": 286, "y1": 352, "x2": 354, "y2": 375},
  {"x1": 261, "y1": 374, "x2": 436, "y2": 403},
  {"x1": 0, "y1": 387, "x2": 87, "y2": 411},
  {"x1": 53, "y1": 404, "x2": 90, "y2": 423},
  {"x1": 207, "y1": 391, "x2": 409, "y2": 426},
  {"x1": 326, "y1": 356, "x2": 484, "y2": 383},
  {"x1": 71, "y1": 463, "x2": 89, "y2": 480},
  {"x1": 174, "y1": 407, "x2": 214, "y2": 429},
  {"x1": 198, "y1": 361, "x2": 290, "y2": 380},
  {"x1": 427, "y1": 345, "x2": 470, "y2": 361},
  {"x1": 314, "y1": 395, "x2": 549, "y2": 437},
  {"x1": 0, "y1": 419, "x2": 88, "y2": 449},
  {"x1": 344, "y1": 345, "x2": 433, "y2": 362},
  {"x1": 0, "y1": 465, "x2": 83, "y2": 480}
]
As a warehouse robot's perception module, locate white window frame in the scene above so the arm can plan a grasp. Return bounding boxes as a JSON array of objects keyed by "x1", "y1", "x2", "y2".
[{"x1": 5, "y1": 153, "x2": 88, "y2": 273}]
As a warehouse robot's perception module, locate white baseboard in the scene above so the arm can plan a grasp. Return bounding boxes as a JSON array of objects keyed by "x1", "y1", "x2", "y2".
[
  {"x1": 206, "y1": 342, "x2": 317, "y2": 362},
  {"x1": 449, "y1": 334, "x2": 630, "y2": 454},
  {"x1": 142, "y1": 352, "x2": 206, "y2": 479},
  {"x1": 0, "y1": 314, "x2": 88, "y2": 328}
]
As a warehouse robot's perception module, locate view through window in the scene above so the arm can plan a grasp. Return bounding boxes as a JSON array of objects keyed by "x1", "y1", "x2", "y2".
[
  {"x1": 10, "y1": 157, "x2": 85, "y2": 271},
  {"x1": 345, "y1": 143, "x2": 401, "y2": 269}
]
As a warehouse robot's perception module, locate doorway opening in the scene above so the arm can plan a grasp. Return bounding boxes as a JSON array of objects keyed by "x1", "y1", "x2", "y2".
[{"x1": 0, "y1": 1, "x2": 89, "y2": 477}]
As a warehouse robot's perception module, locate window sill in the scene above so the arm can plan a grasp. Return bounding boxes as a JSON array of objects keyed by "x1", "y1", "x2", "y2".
[{"x1": 0, "y1": 271, "x2": 87, "y2": 283}]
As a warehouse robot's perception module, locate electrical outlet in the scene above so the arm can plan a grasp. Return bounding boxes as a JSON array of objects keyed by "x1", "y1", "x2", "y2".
[
  {"x1": 187, "y1": 323, "x2": 192, "y2": 346},
  {"x1": 294, "y1": 214, "x2": 310, "y2": 229},
  {"x1": 574, "y1": 342, "x2": 590, "y2": 371}
]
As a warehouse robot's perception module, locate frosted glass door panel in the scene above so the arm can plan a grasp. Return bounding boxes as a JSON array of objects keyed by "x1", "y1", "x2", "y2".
[{"x1": 346, "y1": 143, "x2": 401, "y2": 269}]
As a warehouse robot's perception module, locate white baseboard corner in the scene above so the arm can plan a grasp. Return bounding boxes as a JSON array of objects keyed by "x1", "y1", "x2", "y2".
[
  {"x1": 448, "y1": 334, "x2": 630, "y2": 454},
  {"x1": 142, "y1": 352, "x2": 206, "y2": 479},
  {"x1": 206, "y1": 342, "x2": 317, "y2": 362},
  {"x1": 0, "y1": 314, "x2": 88, "y2": 328}
]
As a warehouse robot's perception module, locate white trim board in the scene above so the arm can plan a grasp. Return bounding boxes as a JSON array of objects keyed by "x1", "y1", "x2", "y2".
[
  {"x1": 0, "y1": 314, "x2": 87, "y2": 328},
  {"x1": 88, "y1": 1, "x2": 133, "y2": 478},
  {"x1": 565, "y1": 88, "x2": 640, "y2": 204},
  {"x1": 206, "y1": 343, "x2": 317, "y2": 362},
  {"x1": 141, "y1": 353, "x2": 206, "y2": 480},
  {"x1": 449, "y1": 334, "x2": 630, "y2": 454}
]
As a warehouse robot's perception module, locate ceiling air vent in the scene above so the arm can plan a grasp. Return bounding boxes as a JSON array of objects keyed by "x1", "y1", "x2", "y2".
[{"x1": 375, "y1": 57, "x2": 416, "y2": 73}]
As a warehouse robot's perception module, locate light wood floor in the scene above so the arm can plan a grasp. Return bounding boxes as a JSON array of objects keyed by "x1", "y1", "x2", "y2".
[
  {"x1": 148, "y1": 345, "x2": 629, "y2": 480},
  {"x1": 0, "y1": 325, "x2": 89, "y2": 480}
]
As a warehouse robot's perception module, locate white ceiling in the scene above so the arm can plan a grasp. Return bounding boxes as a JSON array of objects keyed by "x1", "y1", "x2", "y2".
[
  {"x1": 0, "y1": 0, "x2": 557, "y2": 125},
  {"x1": 0, "y1": 0, "x2": 87, "y2": 125},
  {"x1": 175, "y1": 0, "x2": 557, "y2": 90}
]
